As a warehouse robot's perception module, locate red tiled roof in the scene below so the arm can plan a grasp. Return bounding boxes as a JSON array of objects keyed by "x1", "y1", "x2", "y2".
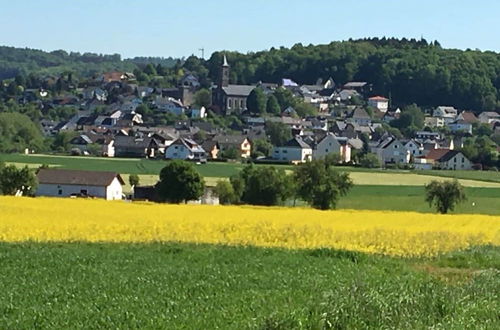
[
  {"x1": 423, "y1": 148, "x2": 451, "y2": 161},
  {"x1": 369, "y1": 96, "x2": 388, "y2": 101}
]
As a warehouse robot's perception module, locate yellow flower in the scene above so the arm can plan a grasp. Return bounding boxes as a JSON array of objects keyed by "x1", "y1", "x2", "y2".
[{"x1": 0, "y1": 197, "x2": 498, "y2": 257}]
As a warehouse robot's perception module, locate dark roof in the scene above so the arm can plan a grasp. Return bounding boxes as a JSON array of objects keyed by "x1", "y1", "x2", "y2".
[
  {"x1": 284, "y1": 137, "x2": 311, "y2": 149},
  {"x1": 348, "y1": 107, "x2": 371, "y2": 119},
  {"x1": 214, "y1": 135, "x2": 248, "y2": 145},
  {"x1": 222, "y1": 85, "x2": 255, "y2": 96},
  {"x1": 37, "y1": 169, "x2": 124, "y2": 186},
  {"x1": 439, "y1": 150, "x2": 462, "y2": 162}
]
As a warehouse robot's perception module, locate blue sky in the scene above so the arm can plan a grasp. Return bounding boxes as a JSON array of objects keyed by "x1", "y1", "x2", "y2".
[{"x1": 1, "y1": 0, "x2": 498, "y2": 58}]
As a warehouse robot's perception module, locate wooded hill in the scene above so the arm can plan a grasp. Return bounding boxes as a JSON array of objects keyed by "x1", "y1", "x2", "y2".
[
  {"x1": 2, "y1": 38, "x2": 500, "y2": 111},
  {"x1": 203, "y1": 38, "x2": 500, "y2": 112}
]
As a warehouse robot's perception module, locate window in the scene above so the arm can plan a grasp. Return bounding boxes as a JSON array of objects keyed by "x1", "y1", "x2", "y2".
[
  {"x1": 240, "y1": 100, "x2": 244, "y2": 108},
  {"x1": 80, "y1": 189, "x2": 88, "y2": 195},
  {"x1": 228, "y1": 99, "x2": 232, "y2": 109},
  {"x1": 454, "y1": 157, "x2": 457, "y2": 163},
  {"x1": 325, "y1": 149, "x2": 329, "y2": 153},
  {"x1": 58, "y1": 189, "x2": 62, "y2": 195},
  {"x1": 462, "y1": 157, "x2": 465, "y2": 163}
]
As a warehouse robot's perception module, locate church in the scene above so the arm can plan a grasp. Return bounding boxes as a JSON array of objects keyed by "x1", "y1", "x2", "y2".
[{"x1": 212, "y1": 55, "x2": 255, "y2": 115}]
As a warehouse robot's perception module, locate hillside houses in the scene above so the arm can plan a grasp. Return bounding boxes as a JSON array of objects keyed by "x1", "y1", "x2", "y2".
[{"x1": 3, "y1": 55, "x2": 496, "y2": 172}]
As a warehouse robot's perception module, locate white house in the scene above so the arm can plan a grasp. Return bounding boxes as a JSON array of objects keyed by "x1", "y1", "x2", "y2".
[
  {"x1": 414, "y1": 149, "x2": 472, "y2": 170},
  {"x1": 448, "y1": 120, "x2": 473, "y2": 134},
  {"x1": 165, "y1": 138, "x2": 206, "y2": 162},
  {"x1": 404, "y1": 139, "x2": 425, "y2": 159},
  {"x1": 36, "y1": 169, "x2": 124, "y2": 200},
  {"x1": 313, "y1": 133, "x2": 351, "y2": 162},
  {"x1": 368, "y1": 96, "x2": 389, "y2": 112},
  {"x1": 372, "y1": 137, "x2": 410, "y2": 164},
  {"x1": 478, "y1": 111, "x2": 500, "y2": 124},
  {"x1": 155, "y1": 96, "x2": 185, "y2": 115},
  {"x1": 433, "y1": 106, "x2": 458, "y2": 124},
  {"x1": 272, "y1": 136, "x2": 312, "y2": 163}
]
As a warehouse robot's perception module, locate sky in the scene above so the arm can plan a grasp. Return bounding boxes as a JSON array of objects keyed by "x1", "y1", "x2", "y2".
[{"x1": 0, "y1": 0, "x2": 499, "y2": 59}]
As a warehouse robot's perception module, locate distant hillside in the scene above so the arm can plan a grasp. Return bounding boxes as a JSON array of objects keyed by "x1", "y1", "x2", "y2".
[
  {"x1": 0, "y1": 46, "x2": 138, "y2": 79},
  {"x1": 204, "y1": 38, "x2": 500, "y2": 111}
]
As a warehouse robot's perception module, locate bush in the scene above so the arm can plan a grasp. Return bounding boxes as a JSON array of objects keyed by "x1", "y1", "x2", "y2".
[{"x1": 359, "y1": 153, "x2": 381, "y2": 168}]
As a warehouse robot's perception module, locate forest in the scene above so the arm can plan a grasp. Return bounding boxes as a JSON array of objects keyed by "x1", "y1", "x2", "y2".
[
  {"x1": 201, "y1": 38, "x2": 500, "y2": 112},
  {"x1": 1, "y1": 38, "x2": 499, "y2": 112}
]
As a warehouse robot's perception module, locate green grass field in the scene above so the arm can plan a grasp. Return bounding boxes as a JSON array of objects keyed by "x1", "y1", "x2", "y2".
[
  {"x1": 0, "y1": 243, "x2": 498, "y2": 329},
  {"x1": 337, "y1": 185, "x2": 500, "y2": 215}
]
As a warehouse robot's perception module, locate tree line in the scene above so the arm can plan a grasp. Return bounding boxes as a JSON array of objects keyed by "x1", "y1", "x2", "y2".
[{"x1": 202, "y1": 38, "x2": 500, "y2": 112}]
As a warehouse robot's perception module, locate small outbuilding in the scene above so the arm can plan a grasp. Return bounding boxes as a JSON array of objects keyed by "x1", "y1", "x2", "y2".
[{"x1": 36, "y1": 169, "x2": 124, "y2": 200}]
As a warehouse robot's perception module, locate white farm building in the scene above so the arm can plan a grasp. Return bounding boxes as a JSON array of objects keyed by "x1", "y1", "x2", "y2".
[{"x1": 36, "y1": 169, "x2": 124, "y2": 200}]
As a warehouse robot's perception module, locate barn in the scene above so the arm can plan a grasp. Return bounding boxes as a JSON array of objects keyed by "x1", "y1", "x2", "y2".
[{"x1": 36, "y1": 169, "x2": 124, "y2": 200}]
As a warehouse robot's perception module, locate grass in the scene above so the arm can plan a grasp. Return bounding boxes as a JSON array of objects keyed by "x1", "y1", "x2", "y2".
[
  {"x1": 338, "y1": 185, "x2": 500, "y2": 215},
  {"x1": 418, "y1": 169, "x2": 500, "y2": 183},
  {"x1": 0, "y1": 243, "x2": 497, "y2": 329}
]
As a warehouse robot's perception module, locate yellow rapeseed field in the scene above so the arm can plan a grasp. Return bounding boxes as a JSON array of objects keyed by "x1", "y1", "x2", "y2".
[{"x1": 0, "y1": 197, "x2": 499, "y2": 257}]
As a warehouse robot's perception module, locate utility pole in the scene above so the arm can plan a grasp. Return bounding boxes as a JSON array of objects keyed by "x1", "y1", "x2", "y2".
[{"x1": 198, "y1": 47, "x2": 205, "y2": 59}]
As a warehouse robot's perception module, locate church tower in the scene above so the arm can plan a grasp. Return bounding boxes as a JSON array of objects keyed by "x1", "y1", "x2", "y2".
[{"x1": 219, "y1": 54, "x2": 230, "y2": 88}]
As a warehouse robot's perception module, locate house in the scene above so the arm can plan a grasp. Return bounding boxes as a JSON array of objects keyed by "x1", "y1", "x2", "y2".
[
  {"x1": 456, "y1": 111, "x2": 478, "y2": 124},
  {"x1": 414, "y1": 149, "x2": 472, "y2": 170},
  {"x1": 343, "y1": 81, "x2": 370, "y2": 94},
  {"x1": 424, "y1": 116, "x2": 445, "y2": 128},
  {"x1": 154, "y1": 96, "x2": 185, "y2": 115},
  {"x1": 372, "y1": 137, "x2": 410, "y2": 164},
  {"x1": 433, "y1": 106, "x2": 458, "y2": 123},
  {"x1": 36, "y1": 169, "x2": 124, "y2": 200},
  {"x1": 190, "y1": 106, "x2": 207, "y2": 119},
  {"x1": 478, "y1": 111, "x2": 500, "y2": 124},
  {"x1": 346, "y1": 107, "x2": 371, "y2": 126},
  {"x1": 165, "y1": 138, "x2": 206, "y2": 162},
  {"x1": 415, "y1": 131, "x2": 441, "y2": 141},
  {"x1": 272, "y1": 136, "x2": 312, "y2": 163},
  {"x1": 114, "y1": 136, "x2": 160, "y2": 158},
  {"x1": 403, "y1": 139, "x2": 425, "y2": 159},
  {"x1": 201, "y1": 140, "x2": 220, "y2": 159},
  {"x1": 448, "y1": 119, "x2": 473, "y2": 134},
  {"x1": 212, "y1": 55, "x2": 255, "y2": 115},
  {"x1": 338, "y1": 89, "x2": 360, "y2": 101},
  {"x1": 368, "y1": 96, "x2": 389, "y2": 112},
  {"x1": 313, "y1": 133, "x2": 351, "y2": 162},
  {"x1": 83, "y1": 87, "x2": 107, "y2": 101},
  {"x1": 70, "y1": 133, "x2": 115, "y2": 157},
  {"x1": 213, "y1": 135, "x2": 252, "y2": 158}
]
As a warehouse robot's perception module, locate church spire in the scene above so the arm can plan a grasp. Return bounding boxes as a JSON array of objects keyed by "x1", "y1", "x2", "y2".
[{"x1": 219, "y1": 54, "x2": 230, "y2": 87}]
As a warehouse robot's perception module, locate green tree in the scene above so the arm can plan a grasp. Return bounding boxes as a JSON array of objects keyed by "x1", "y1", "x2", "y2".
[
  {"x1": 265, "y1": 122, "x2": 291, "y2": 147},
  {"x1": 156, "y1": 160, "x2": 205, "y2": 203},
  {"x1": 214, "y1": 180, "x2": 238, "y2": 205},
  {"x1": 294, "y1": 160, "x2": 353, "y2": 210},
  {"x1": 247, "y1": 88, "x2": 267, "y2": 114},
  {"x1": 0, "y1": 163, "x2": 37, "y2": 196},
  {"x1": 294, "y1": 102, "x2": 318, "y2": 117},
  {"x1": 425, "y1": 180, "x2": 466, "y2": 214},
  {"x1": 266, "y1": 94, "x2": 281, "y2": 115},
  {"x1": 359, "y1": 153, "x2": 381, "y2": 168},
  {"x1": 0, "y1": 113, "x2": 45, "y2": 152},
  {"x1": 251, "y1": 139, "x2": 273, "y2": 158},
  {"x1": 129, "y1": 174, "x2": 140, "y2": 188},
  {"x1": 221, "y1": 147, "x2": 240, "y2": 160},
  {"x1": 231, "y1": 165, "x2": 292, "y2": 206},
  {"x1": 143, "y1": 63, "x2": 157, "y2": 76},
  {"x1": 193, "y1": 88, "x2": 211, "y2": 108}
]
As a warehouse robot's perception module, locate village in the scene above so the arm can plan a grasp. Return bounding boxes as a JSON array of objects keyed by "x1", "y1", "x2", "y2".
[{"x1": 22, "y1": 55, "x2": 497, "y2": 172}]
